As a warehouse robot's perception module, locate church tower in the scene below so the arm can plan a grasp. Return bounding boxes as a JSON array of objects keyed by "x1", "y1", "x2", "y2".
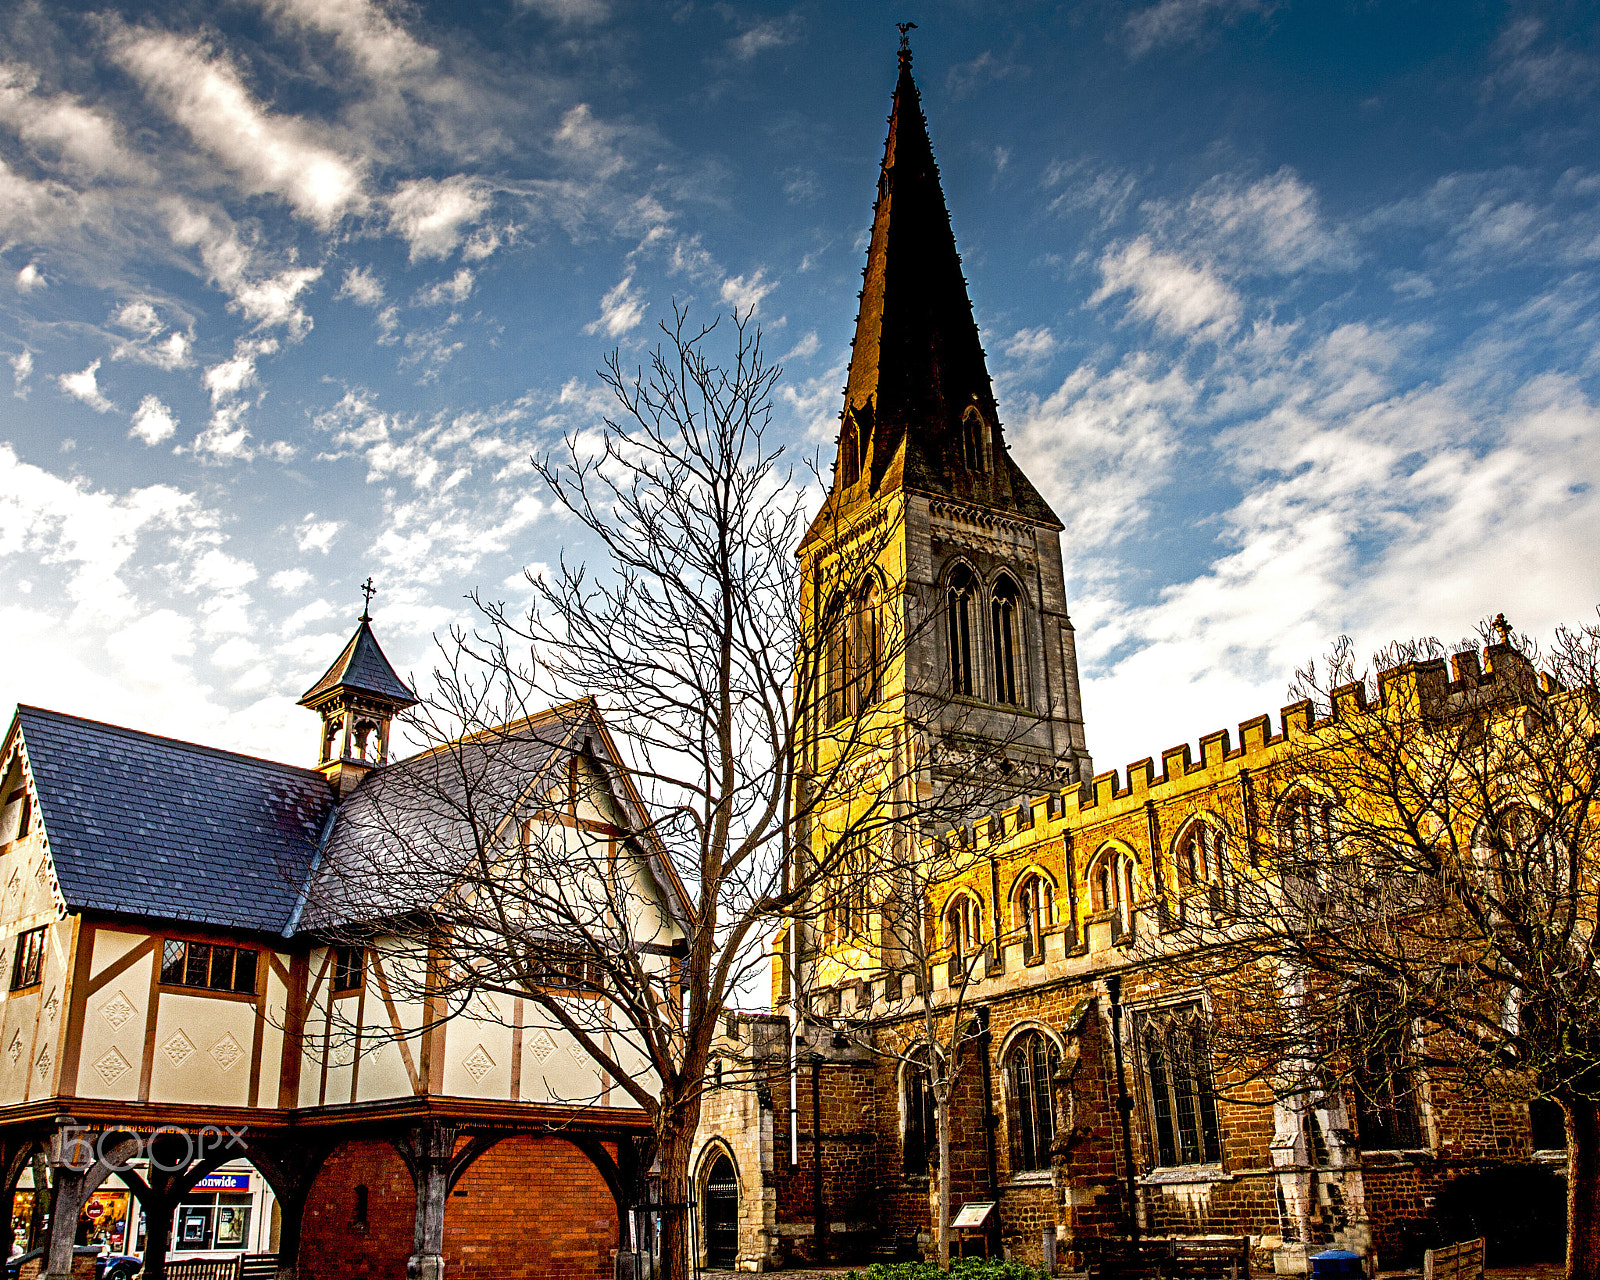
[
  {"x1": 298, "y1": 588, "x2": 418, "y2": 798},
  {"x1": 795, "y1": 40, "x2": 1092, "y2": 992},
  {"x1": 801, "y1": 39, "x2": 1092, "y2": 793}
]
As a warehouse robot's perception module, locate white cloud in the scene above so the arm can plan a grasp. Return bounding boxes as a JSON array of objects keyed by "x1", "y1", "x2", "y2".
[
  {"x1": 164, "y1": 202, "x2": 321, "y2": 336},
  {"x1": 10, "y1": 350, "x2": 32, "y2": 396},
  {"x1": 387, "y1": 175, "x2": 491, "y2": 262},
  {"x1": 338, "y1": 266, "x2": 386, "y2": 306},
  {"x1": 1005, "y1": 327, "x2": 1056, "y2": 361},
  {"x1": 1091, "y1": 237, "x2": 1239, "y2": 339},
  {"x1": 1488, "y1": 18, "x2": 1600, "y2": 106},
  {"x1": 729, "y1": 17, "x2": 800, "y2": 60},
  {"x1": 296, "y1": 514, "x2": 342, "y2": 554},
  {"x1": 129, "y1": 394, "x2": 177, "y2": 445},
  {"x1": 1179, "y1": 169, "x2": 1356, "y2": 273},
  {"x1": 57, "y1": 360, "x2": 115, "y2": 413},
  {"x1": 192, "y1": 401, "x2": 254, "y2": 462},
  {"x1": 110, "y1": 303, "x2": 194, "y2": 369},
  {"x1": 204, "y1": 338, "x2": 278, "y2": 403},
  {"x1": 269, "y1": 567, "x2": 314, "y2": 593},
  {"x1": 554, "y1": 104, "x2": 626, "y2": 180},
  {"x1": 585, "y1": 274, "x2": 644, "y2": 337},
  {"x1": 518, "y1": 0, "x2": 609, "y2": 23},
  {"x1": 1125, "y1": 0, "x2": 1280, "y2": 56},
  {"x1": 0, "y1": 63, "x2": 154, "y2": 183},
  {"x1": 257, "y1": 0, "x2": 438, "y2": 81},
  {"x1": 720, "y1": 271, "x2": 774, "y2": 315},
  {"x1": 15, "y1": 263, "x2": 43, "y2": 293},
  {"x1": 415, "y1": 268, "x2": 475, "y2": 306},
  {"x1": 114, "y1": 29, "x2": 367, "y2": 227},
  {"x1": 782, "y1": 331, "x2": 819, "y2": 362}
]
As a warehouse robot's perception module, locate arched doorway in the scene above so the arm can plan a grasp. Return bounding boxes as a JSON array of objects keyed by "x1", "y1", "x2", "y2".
[{"x1": 703, "y1": 1153, "x2": 738, "y2": 1269}]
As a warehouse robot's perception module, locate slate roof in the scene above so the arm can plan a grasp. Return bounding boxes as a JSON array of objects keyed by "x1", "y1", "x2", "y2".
[
  {"x1": 298, "y1": 618, "x2": 418, "y2": 708},
  {"x1": 10, "y1": 707, "x2": 334, "y2": 934},
  {"x1": 802, "y1": 48, "x2": 1060, "y2": 549},
  {"x1": 303, "y1": 697, "x2": 691, "y2": 933}
]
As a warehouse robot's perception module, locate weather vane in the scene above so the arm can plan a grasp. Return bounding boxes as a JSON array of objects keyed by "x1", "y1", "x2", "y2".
[
  {"x1": 897, "y1": 22, "x2": 917, "y2": 55},
  {"x1": 360, "y1": 576, "x2": 377, "y2": 622},
  {"x1": 1492, "y1": 612, "x2": 1512, "y2": 645}
]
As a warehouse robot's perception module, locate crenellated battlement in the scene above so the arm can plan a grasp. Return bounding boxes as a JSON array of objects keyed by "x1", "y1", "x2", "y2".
[{"x1": 941, "y1": 639, "x2": 1560, "y2": 855}]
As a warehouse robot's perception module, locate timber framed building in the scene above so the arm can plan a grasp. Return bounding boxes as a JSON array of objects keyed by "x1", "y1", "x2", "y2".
[{"x1": 0, "y1": 614, "x2": 687, "y2": 1280}]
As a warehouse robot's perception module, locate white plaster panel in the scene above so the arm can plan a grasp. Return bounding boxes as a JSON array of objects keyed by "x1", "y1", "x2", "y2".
[{"x1": 148, "y1": 993, "x2": 254, "y2": 1107}]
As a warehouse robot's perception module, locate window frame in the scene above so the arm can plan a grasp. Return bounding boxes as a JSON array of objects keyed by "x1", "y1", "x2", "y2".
[
  {"x1": 10, "y1": 926, "x2": 45, "y2": 991},
  {"x1": 332, "y1": 945, "x2": 365, "y2": 995},
  {"x1": 990, "y1": 574, "x2": 1023, "y2": 707},
  {"x1": 1134, "y1": 1001, "x2": 1224, "y2": 1170},
  {"x1": 1005, "y1": 1028, "x2": 1061, "y2": 1174},
  {"x1": 946, "y1": 567, "x2": 978, "y2": 698},
  {"x1": 1013, "y1": 871, "x2": 1055, "y2": 965},
  {"x1": 901, "y1": 1049, "x2": 938, "y2": 1178},
  {"x1": 159, "y1": 938, "x2": 260, "y2": 997}
]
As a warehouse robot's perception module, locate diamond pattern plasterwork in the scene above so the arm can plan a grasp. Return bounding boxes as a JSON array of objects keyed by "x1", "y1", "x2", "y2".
[
  {"x1": 527, "y1": 1029, "x2": 556, "y2": 1063},
  {"x1": 43, "y1": 987, "x2": 58, "y2": 1023},
  {"x1": 100, "y1": 991, "x2": 135, "y2": 1031},
  {"x1": 6, "y1": 1032, "x2": 20, "y2": 1066},
  {"x1": 35, "y1": 1045, "x2": 50, "y2": 1082},
  {"x1": 462, "y1": 1044, "x2": 495, "y2": 1084},
  {"x1": 208, "y1": 1033, "x2": 244, "y2": 1073},
  {"x1": 93, "y1": 1047, "x2": 132, "y2": 1086},
  {"x1": 162, "y1": 1030, "x2": 196, "y2": 1068}
]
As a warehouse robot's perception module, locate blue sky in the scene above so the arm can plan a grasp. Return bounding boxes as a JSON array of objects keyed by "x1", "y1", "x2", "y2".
[{"x1": 2, "y1": 0, "x2": 1598, "y2": 777}]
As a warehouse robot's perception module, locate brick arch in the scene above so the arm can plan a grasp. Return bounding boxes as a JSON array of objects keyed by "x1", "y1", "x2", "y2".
[{"x1": 298, "y1": 1133, "x2": 621, "y2": 1280}]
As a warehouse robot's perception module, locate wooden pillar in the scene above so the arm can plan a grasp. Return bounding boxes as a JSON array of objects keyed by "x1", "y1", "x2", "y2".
[
  {"x1": 399, "y1": 1121, "x2": 457, "y2": 1280},
  {"x1": 139, "y1": 1192, "x2": 176, "y2": 1280},
  {"x1": 272, "y1": 1187, "x2": 308, "y2": 1280},
  {"x1": 41, "y1": 1162, "x2": 92, "y2": 1280}
]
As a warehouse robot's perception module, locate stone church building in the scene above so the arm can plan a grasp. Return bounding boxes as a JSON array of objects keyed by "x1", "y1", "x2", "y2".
[{"x1": 687, "y1": 43, "x2": 1569, "y2": 1277}]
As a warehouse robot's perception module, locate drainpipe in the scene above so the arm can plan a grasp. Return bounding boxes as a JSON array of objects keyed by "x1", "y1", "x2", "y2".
[
  {"x1": 975, "y1": 1007, "x2": 999, "y2": 1254},
  {"x1": 1105, "y1": 973, "x2": 1140, "y2": 1244},
  {"x1": 811, "y1": 1051, "x2": 826, "y2": 1263}
]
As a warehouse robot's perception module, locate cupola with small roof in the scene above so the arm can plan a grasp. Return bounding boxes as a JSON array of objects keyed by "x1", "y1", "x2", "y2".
[{"x1": 298, "y1": 578, "x2": 417, "y2": 797}]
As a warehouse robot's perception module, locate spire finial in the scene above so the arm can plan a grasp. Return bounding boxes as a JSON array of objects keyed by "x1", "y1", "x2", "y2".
[
  {"x1": 897, "y1": 21, "x2": 916, "y2": 67},
  {"x1": 1492, "y1": 612, "x2": 1513, "y2": 645},
  {"x1": 359, "y1": 576, "x2": 377, "y2": 623}
]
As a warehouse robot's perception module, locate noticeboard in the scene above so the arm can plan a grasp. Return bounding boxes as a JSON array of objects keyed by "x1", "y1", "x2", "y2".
[{"x1": 950, "y1": 1201, "x2": 995, "y2": 1229}]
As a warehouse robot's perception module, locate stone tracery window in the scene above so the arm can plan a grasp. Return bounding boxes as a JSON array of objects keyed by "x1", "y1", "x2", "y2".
[
  {"x1": 1089, "y1": 846, "x2": 1136, "y2": 936},
  {"x1": 1014, "y1": 871, "x2": 1055, "y2": 964},
  {"x1": 961, "y1": 405, "x2": 988, "y2": 474},
  {"x1": 1138, "y1": 1003, "x2": 1222, "y2": 1167},
  {"x1": 1006, "y1": 1028, "x2": 1060, "y2": 1172},
  {"x1": 1346, "y1": 991, "x2": 1424, "y2": 1150},
  {"x1": 1176, "y1": 819, "x2": 1227, "y2": 890},
  {"x1": 827, "y1": 577, "x2": 883, "y2": 722},
  {"x1": 1276, "y1": 788, "x2": 1352, "y2": 890},
  {"x1": 944, "y1": 891, "x2": 983, "y2": 967},
  {"x1": 947, "y1": 566, "x2": 977, "y2": 697},
  {"x1": 990, "y1": 574, "x2": 1022, "y2": 706}
]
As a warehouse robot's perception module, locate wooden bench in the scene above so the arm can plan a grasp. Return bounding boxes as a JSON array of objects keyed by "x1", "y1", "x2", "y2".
[
  {"x1": 1080, "y1": 1236, "x2": 1251, "y2": 1280},
  {"x1": 165, "y1": 1257, "x2": 244, "y2": 1280}
]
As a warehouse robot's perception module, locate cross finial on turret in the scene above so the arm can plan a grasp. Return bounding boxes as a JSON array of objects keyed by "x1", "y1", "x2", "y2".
[
  {"x1": 897, "y1": 21, "x2": 917, "y2": 65},
  {"x1": 359, "y1": 576, "x2": 377, "y2": 623},
  {"x1": 1492, "y1": 612, "x2": 1512, "y2": 645}
]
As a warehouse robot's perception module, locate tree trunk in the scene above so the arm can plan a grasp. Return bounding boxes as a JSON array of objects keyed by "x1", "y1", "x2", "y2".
[
  {"x1": 936, "y1": 1090, "x2": 951, "y2": 1270},
  {"x1": 658, "y1": 1123, "x2": 694, "y2": 1280},
  {"x1": 1568, "y1": 1098, "x2": 1600, "y2": 1280}
]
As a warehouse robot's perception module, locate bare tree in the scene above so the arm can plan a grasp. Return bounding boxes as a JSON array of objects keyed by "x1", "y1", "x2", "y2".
[
  {"x1": 305, "y1": 308, "x2": 969, "y2": 1280},
  {"x1": 1142, "y1": 612, "x2": 1600, "y2": 1277}
]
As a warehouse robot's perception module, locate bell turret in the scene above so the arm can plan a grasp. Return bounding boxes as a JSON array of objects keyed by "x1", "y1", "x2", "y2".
[{"x1": 298, "y1": 579, "x2": 417, "y2": 797}]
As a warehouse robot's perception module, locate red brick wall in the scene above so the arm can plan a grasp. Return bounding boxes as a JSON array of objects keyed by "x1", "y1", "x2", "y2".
[{"x1": 298, "y1": 1135, "x2": 620, "y2": 1280}]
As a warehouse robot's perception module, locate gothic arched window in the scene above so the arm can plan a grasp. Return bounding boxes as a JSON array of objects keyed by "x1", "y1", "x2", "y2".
[
  {"x1": 1478, "y1": 804, "x2": 1559, "y2": 911},
  {"x1": 944, "y1": 892, "x2": 983, "y2": 966},
  {"x1": 902, "y1": 1047, "x2": 938, "y2": 1176},
  {"x1": 1089, "y1": 847, "x2": 1136, "y2": 937},
  {"x1": 840, "y1": 416, "x2": 860, "y2": 487},
  {"x1": 1139, "y1": 1004, "x2": 1223, "y2": 1167},
  {"x1": 854, "y1": 578, "x2": 882, "y2": 711},
  {"x1": 947, "y1": 566, "x2": 977, "y2": 697},
  {"x1": 961, "y1": 406, "x2": 988, "y2": 474},
  {"x1": 1006, "y1": 1029, "x2": 1060, "y2": 1172},
  {"x1": 1014, "y1": 872, "x2": 1055, "y2": 964},
  {"x1": 1277, "y1": 789, "x2": 1341, "y2": 886},
  {"x1": 991, "y1": 574, "x2": 1022, "y2": 706},
  {"x1": 1176, "y1": 820, "x2": 1226, "y2": 890},
  {"x1": 1346, "y1": 990, "x2": 1424, "y2": 1150}
]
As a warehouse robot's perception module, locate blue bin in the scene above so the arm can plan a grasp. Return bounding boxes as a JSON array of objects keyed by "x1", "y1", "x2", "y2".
[{"x1": 1310, "y1": 1250, "x2": 1365, "y2": 1280}]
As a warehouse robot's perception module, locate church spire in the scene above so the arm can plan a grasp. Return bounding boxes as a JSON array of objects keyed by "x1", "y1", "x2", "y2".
[{"x1": 804, "y1": 38, "x2": 1059, "y2": 547}]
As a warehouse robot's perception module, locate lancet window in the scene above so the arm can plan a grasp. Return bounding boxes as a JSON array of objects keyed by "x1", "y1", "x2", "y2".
[
  {"x1": 991, "y1": 574, "x2": 1022, "y2": 706},
  {"x1": 827, "y1": 577, "x2": 884, "y2": 723},
  {"x1": 947, "y1": 566, "x2": 977, "y2": 697},
  {"x1": 1138, "y1": 1004, "x2": 1223, "y2": 1167},
  {"x1": 944, "y1": 892, "x2": 984, "y2": 967},
  {"x1": 1089, "y1": 847, "x2": 1136, "y2": 935},
  {"x1": 1014, "y1": 871, "x2": 1055, "y2": 964},
  {"x1": 1006, "y1": 1029, "x2": 1060, "y2": 1172},
  {"x1": 902, "y1": 1047, "x2": 938, "y2": 1176},
  {"x1": 1176, "y1": 819, "x2": 1227, "y2": 890},
  {"x1": 1346, "y1": 993, "x2": 1424, "y2": 1150}
]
